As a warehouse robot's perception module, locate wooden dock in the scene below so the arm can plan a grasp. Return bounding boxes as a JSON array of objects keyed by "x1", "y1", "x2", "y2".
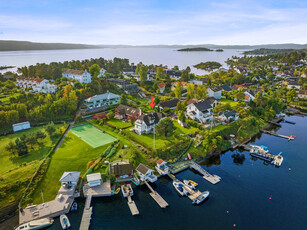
[
  {"x1": 190, "y1": 162, "x2": 221, "y2": 184},
  {"x1": 127, "y1": 196, "x2": 139, "y2": 215},
  {"x1": 261, "y1": 130, "x2": 295, "y2": 140},
  {"x1": 144, "y1": 180, "x2": 168, "y2": 208},
  {"x1": 79, "y1": 195, "x2": 92, "y2": 230}
]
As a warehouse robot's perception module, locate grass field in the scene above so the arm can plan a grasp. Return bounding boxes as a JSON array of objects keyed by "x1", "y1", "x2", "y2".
[
  {"x1": 173, "y1": 120, "x2": 199, "y2": 134},
  {"x1": 32, "y1": 132, "x2": 111, "y2": 203},
  {"x1": 71, "y1": 124, "x2": 116, "y2": 148},
  {"x1": 106, "y1": 119, "x2": 132, "y2": 129},
  {"x1": 218, "y1": 98, "x2": 239, "y2": 107}
]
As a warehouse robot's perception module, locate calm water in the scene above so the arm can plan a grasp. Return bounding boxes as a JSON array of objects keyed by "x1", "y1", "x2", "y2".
[
  {"x1": 45, "y1": 115, "x2": 306, "y2": 230},
  {"x1": 0, "y1": 48, "x2": 245, "y2": 75}
]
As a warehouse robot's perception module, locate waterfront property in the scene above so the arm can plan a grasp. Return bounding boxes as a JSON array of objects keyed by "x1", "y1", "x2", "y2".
[
  {"x1": 12, "y1": 121, "x2": 31, "y2": 132},
  {"x1": 218, "y1": 110, "x2": 239, "y2": 123},
  {"x1": 16, "y1": 78, "x2": 57, "y2": 93},
  {"x1": 136, "y1": 163, "x2": 157, "y2": 183},
  {"x1": 62, "y1": 69, "x2": 92, "y2": 84},
  {"x1": 83, "y1": 174, "x2": 112, "y2": 197},
  {"x1": 109, "y1": 159, "x2": 135, "y2": 182},
  {"x1": 186, "y1": 97, "x2": 217, "y2": 123},
  {"x1": 84, "y1": 91, "x2": 120, "y2": 109},
  {"x1": 134, "y1": 112, "x2": 165, "y2": 135},
  {"x1": 155, "y1": 159, "x2": 169, "y2": 175}
]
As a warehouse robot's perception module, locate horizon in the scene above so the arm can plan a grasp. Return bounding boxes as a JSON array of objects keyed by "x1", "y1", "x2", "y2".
[{"x1": 0, "y1": 0, "x2": 306, "y2": 45}]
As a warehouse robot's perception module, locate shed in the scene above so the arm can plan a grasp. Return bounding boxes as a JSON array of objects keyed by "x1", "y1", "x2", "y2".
[
  {"x1": 86, "y1": 173, "x2": 102, "y2": 187},
  {"x1": 12, "y1": 121, "x2": 31, "y2": 132},
  {"x1": 59, "y1": 172, "x2": 80, "y2": 186}
]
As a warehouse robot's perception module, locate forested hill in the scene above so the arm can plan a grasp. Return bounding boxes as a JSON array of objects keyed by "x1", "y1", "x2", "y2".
[{"x1": 0, "y1": 40, "x2": 99, "y2": 51}]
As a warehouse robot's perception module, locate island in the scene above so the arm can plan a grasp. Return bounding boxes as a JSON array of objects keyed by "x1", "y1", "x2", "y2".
[
  {"x1": 194, "y1": 61, "x2": 222, "y2": 71},
  {"x1": 0, "y1": 65, "x2": 15, "y2": 70},
  {"x1": 216, "y1": 49, "x2": 224, "y2": 52},
  {"x1": 243, "y1": 48, "x2": 297, "y2": 55},
  {"x1": 177, "y1": 47, "x2": 213, "y2": 52}
]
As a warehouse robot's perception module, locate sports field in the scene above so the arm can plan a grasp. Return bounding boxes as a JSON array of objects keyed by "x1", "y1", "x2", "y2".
[{"x1": 71, "y1": 124, "x2": 116, "y2": 148}]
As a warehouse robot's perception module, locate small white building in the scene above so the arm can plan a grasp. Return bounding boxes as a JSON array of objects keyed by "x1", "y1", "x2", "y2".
[
  {"x1": 155, "y1": 159, "x2": 169, "y2": 175},
  {"x1": 219, "y1": 110, "x2": 239, "y2": 123},
  {"x1": 98, "y1": 68, "x2": 106, "y2": 78},
  {"x1": 16, "y1": 78, "x2": 57, "y2": 93},
  {"x1": 136, "y1": 163, "x2": 157, "y2": 183},
  {"x1": 287, "y1": 82, "x2": 301, "y2": 90},
  {"x1": 59, "y1": 172, "x2": 81, "y2": 187},
  {"x1": 207, "y1": 86, "x2": 222, "y2": 99},
  {"x1": 12, "y1": 121, "x2": 31, "y2": 132},
  {"x1": 86, "y1": 173, "x2": 102, "y2": 187},
  {"x1": 84, "y1": 91, "x2": 120, "y2": 109},
  {"x1": 62, "y1": 69, "x2": 92, "y2": 84}
]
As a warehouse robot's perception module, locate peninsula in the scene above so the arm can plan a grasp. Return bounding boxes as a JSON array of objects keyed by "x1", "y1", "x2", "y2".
[{"x1": 177, "y1": 47, "x2": 213, "y2": 52}]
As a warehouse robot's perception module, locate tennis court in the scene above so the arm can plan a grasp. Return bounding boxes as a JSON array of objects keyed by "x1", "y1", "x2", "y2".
[{"x1": 71, "y1": 124, "x2": 116, "y2": 148}]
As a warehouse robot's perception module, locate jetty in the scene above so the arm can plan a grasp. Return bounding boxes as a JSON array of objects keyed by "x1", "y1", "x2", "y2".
[
  {"x1": 261, "y1": 130, "x2": 295, "y2": 140},
  {"x1": 144, "y1": 180, "x2": 168, "y2": 208},
  {"x1": 127, "y1": 196, "x2": 139, "y2": 216},
  {"x1": 189, "y1": 162, "x2": 221, "y2": 184},
  {"x1": 79, "y1": 195, "x2": 92, "y2": 230},
  {"x1": 121, "y1": 184, "x2": 139, "y2": 216}
]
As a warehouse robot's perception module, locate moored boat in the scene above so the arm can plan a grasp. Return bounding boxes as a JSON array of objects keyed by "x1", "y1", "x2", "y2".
[
  {"x1": 192, "y1": 191, "x2": 210, "y2": 205},
  {"x1": 71, "y1": 202, "x2": 77, "y2": 212},
  {"x1": 121, "y1": 184, "x2": 133, "y2": 197},
  {"x1": 115, "y1": 187, "x2": 121, "y2": 195},
  {"x1": 183, "y1": 180, "x2": 196, "y2": 190},
  {"x1": 60, "y1": 214, "x2": 71, "y2": 229},
  {"x1": 15, "y1": 218, "x2": 54, "y2": 230},
  {"x1": 173, "y1": 181, "x2": 188, "y2": 196}
]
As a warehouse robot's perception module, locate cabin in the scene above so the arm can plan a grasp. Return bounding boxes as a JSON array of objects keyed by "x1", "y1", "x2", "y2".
[
  {"x1": 109, "y1": 160, "x2": 134, "y2": 181},
  {"x1": 59, "y1": 172, "x2": 80, "y2": 188},
  {"x1": 12, "y1": 121, "x2": 31, "y2": 132},
  {"x1": 86, "y1": 173, "x2": 102, "y2": 187},
  {"x1": 136, "y1": 163, "x2": 157, "y2": 183},
  {"x1": 155, "y1": 159, "x2": 169, "y2": 175},
  {"x1": 219, "y1": 110, "x2": 239, "y2": 123}
]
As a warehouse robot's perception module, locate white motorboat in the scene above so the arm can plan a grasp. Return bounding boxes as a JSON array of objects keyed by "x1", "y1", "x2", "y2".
[
  {"x1": 192, "y1": 191, "x2": 210, "y2": 205},
  {"x1": 71, "y1": 202, "x2": 77, "y2": 212},
  {"x1": 121, "y1": 184, "x2": 133, "y2": 197},
  {"x1": 60, "y1": 214, "x2": 71, "y2": 229},
  {"x1": 173, "y1": 181, "x2": 188, "y2": 196},
  {"x1": 183, "y1": 180, "x2": 196, "y2": 190},
  {"x1": 15, "y1": 218, "x2": 54, "y2": 230}
]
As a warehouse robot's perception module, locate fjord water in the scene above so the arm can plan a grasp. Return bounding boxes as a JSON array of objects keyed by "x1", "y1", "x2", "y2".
[
  {"x1": 0, "y1": 48, "x2": 245, "y2": 74},
  {"x1": 47, "y1": 115, "x2": 306, "y2": 230}
]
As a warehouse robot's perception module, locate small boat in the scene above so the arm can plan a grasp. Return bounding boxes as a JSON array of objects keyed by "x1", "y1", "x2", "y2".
[
  {"x1": 60, "y1": 214, "x2": 71, "y2": 229},
  {"x1": 15, "y1": 218, "x2": 54, "y2": 230},
  {"x1": 192, "y1": 191, "x2": 210, "y2": 205},
  {"x1": 272, "y1": 152, "x2": 283, "y2": 167},
  {"x1": 250, "y1": 145, "x2": 269, "y2": 154},
  {"x1": 115, "y1": 187, "x2": 120, "y2": 195},
  {"x1": 173, "y1": 181, "x2": 188, "y2": 196},
  {"x1": 71, "y1": 202, "x2": 77, "y2": 212},
  {"x1": 188, "y1": 180, "x2": 198, "y2": 187},
  {"x1": 183, "y1": 180, "x2": 196, "y2": 189},
  {"x1": 121, "y1": 184, "x2": 133, "y2": 197}
]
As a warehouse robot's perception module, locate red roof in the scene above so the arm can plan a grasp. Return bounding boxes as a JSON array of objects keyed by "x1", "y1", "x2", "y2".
[
  {"x1": 187, "y1": 99, "x2": 196, "y2": 105},
  {"x1": 158, "y1": 83, "x2": 166, "y2": 88},
  {"x1": 157, "y1": 159, "x2": 164, "y2": 165}
]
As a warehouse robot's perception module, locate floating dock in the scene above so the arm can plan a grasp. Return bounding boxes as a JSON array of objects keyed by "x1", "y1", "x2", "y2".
[
  {"x1": 144, "y1": 180, "x2": 168, "y2": 208},
  {"x1": 189, "y1": 162, "x2": 221, "y2": 184},
  {"x1": 127, "y1": 196, "x2": 139, "y2": 215},
  {"x1": 79, "y1": 195, "x2": 92, "y2": 230},
  {"x1": 261, "y1": 130, "x2": 295, "y2": 140}
]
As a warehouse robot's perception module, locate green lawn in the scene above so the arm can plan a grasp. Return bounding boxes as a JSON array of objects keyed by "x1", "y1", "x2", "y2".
[
  {"x1": 218, "y1": 98, "x2": 239, "y2": 107},
  {"x1": 32, "y1": 132, "x2": 111, "y2": 203},
  {"x1": 71, "y1": 124, "x2": 116, "y2": 148},
  {"x1": 106, "y1": 119, "x2": 132, "y2": 129},
  {"x1": 0, "y1": 92, "x2": 21, "y2": 103},
  {"x1": 173, "y1": 120, "x2": 199, "y2": 134},
  {"x1": 0, "y1": 124, "x2": 64, "y2": 174},
  {"x1": 211, "y1": 124, "x2": 228, "y2": 132}
]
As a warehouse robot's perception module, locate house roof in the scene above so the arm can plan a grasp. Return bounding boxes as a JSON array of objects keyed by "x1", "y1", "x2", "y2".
[
  {"x1": 298, "y1": 90, "x2": 307, "y2": 95},
  {"x1": 85, "y1": 91, "x2": 120, "y2": 103},
  {"x1": 138, "y1": 112, "x2": 164, "y2": 126},
  {"x1": 157, "y1": 159, "x2": 166, "y2": 165},
  {"x1": 200, "y1": 78, "x2": 209, "y2": 83},
  {"x1": 204, "y1": 97, "x2": 217, "y2": 105},
  {"x1": 136, "y1": 163, "x2": 151, "y2": 175},
  {"x1": 87, "y1": 173, "x2": 102, "y2": 182},
  {"x1": 192, "y1": 100, "x2": 212, "y2": 112},
  {"x1": 187, "y1": 99, "x2": 197, "y2": 105},
  {"x1": 209, "y1": 86, "x2": 223, "y2": 92},
  {"x1": 159, "y1": 98, "x2": 180, "y2": 109},
  {"x1": 115, "y1": 104, "x2": 139, "y2": 116},
  {"x1": 158, "y1": 82, "x2": 166, "y2": 88},
  {"x1": 59, "y1": 172, "x2": 80, "y2": 183},
  {"x1": 220, "y1": 84, "x2": 232, "y2": 92},
  {"x1": 223, "y1": 110, "x2": 237, "y2": 118},
  {"x1": 63, "y1": 69, "x2": 86, "y2": 75},
  {"x1": 110, "y1": 161, "x2": 134, "y2": 176}
]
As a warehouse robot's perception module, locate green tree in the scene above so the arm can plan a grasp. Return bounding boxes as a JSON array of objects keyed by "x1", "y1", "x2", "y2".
[
  {"x1": 107, "y1": 111, "x2": 115, "y2": 120},
  {"x1": 119, "y1": 94, "x2": 128, "y2": 105},
  {"x1": 186, "y1": 83, "x2": 195, "y2": 99},
  {"x1": 196, "y1": 85, "x2": 207, "y2": 100},
  {"x1": 36, "y1": 131, "x2": 47, "y2": 142},
  {"x1": 155, "y1": 118, "x2": 175, "y2": 139},
  {"x1": 5, "y1": 141, "x2": 16, "y2": 155},
  {"x1": 181, "y1": 70, "x2": 189, "y2": 82},
  {"x1": 45, "y1": 122, "x2": 56, "y2": 136},
  {"x1": 27, "y1": 134, "x2": 37, "y2": 149},
  {"x1": 15, "y1": 138, "x2": 28, "y2": 156},
  {"x1": 89, "y1": 64, "x2": 101, "y2": 77},
  {"x1": 286, "y1": 88, "x2": 297, "y2": 102},
  {"x1": 174, "y1": 82, "x2": 182, "y2": 99}
]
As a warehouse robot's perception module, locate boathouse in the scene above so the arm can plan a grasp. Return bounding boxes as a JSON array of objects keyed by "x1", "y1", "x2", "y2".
[
  {"x1": 109, "y1": 159, "x2": 134, "y2": 181},
  {"x1": 136, "y1": 163, "x2": 157, "y2": 183},
  {"x1": 59, "y1": 172, "x2": 80, "y2": 187},
  {"x1": 86, "y1": 173, "x2": 102, "y2": 187}
]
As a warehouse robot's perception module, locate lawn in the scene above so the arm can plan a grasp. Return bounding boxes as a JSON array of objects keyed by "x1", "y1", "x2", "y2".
[
  {"x1": 218, "y1": 98, "x2": 239, "y2": 107},
  {"x1": 173, "y1": 120, "x2": 199, "y2": 134},
  {"x1": 106, "y1": 119, "x2": 132, "y2": 129},
  {"x1": 0, "y1": 124, "x2": 64, "y2": 174},
  {"x1": 32, "y1": 132, "x2": 111, "y2": 203},
  {"x1": 71, "y1": 123, "x2": 116, "y2": 148},
  {"x1": 0, "y1": 92, "x2": 21, "y2": 103},
  {"x1": 211, "y1": 124, "x2": 228, "y2": 132}
]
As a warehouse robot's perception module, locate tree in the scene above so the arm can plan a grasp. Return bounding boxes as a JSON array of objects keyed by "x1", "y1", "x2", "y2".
[
  {"x1": 89, "y1": 64, "x2": 101, "y2": 77},
  {"x1": 286, "y1": 88, "x2": 297, "y2": 102},
  {"x1": 139, "y1": 65, "x2": 148, "y2": 85},
  {"x1": 45, "y1": 122, "x2": 56, "y2": 136},
  {"x1": 119, "y1": 94, "x2": 128, "y2": 105},
  {"x1": 5, "y1": 141, "x2": 16, "y2": 155},
  {"x1": 186, "y1": 83, "x2": 195, "y2": 99},
  {"x1": 15, "y1": 138, "x2": 28, "y2": 156},
  {"x1": 36, "y1": 131, "x2": 47, "y2": 142},
  {"x1": 196, "y1": 85, "x2": 207, "y2": 99},
  {"x1": 155, "y1": 118, "x2": 175, "y2": 139},
  {"x1": 235, "y1": 90, "x2": 245, "y2": 101},
  {"x1": 174, "y1": 82, "x2": 182, "y2": 98},
  {"x1": 107, "y1": 111, "x2": 115, "y2": 119},
  {"x1": 178, "y1": 111, "x2": 186, "y2": 122},
  {"x1": 173, "y1": 65, "x2": 179, "y2": 70},
  {"x1": 181, "y1": 70, "x2": 189, "y2": 82},
  {"x1": 156, "y1": 67, "x2": 165, "y2": 80},
  {"x1": 27, "y1": 134, "x2": 37, "y2": 149}
]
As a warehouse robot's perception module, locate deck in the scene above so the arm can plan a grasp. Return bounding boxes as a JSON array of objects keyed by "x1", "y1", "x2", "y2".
[
  {"x1": 83, "y1": 180, "x2": 112, "y2": 197},
  {"x1": 79, "y1": 206, "x2": 92, "y2": 230},
  {"x1": 190, "y1": 162, "x2": 221, "y2": 184},
  {"x1": 144, "y1": 180, "x2": 168, "y2": 208},
  {"x1": 127, "y1": 196, "x2": 139, "y2": 215}
]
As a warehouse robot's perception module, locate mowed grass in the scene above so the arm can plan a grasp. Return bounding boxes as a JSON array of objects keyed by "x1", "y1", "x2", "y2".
[
  {"x1": 0, "y1": 124, "x2": 63, "y2": 174},
  {"x1": 71, "y1": 124, "x2": 116, "y2": 148},
  {"x1": 32, "y1": 132, "x2": 111, "y2": 203},
  {"x1": 218, "y1": 98, "x2": 239, "y2": 107},
  {"x1": 211, "y1": 124, "x2": 228, "y2": 132},
  {"x1": 106, "y1": 119, "x2": 132, "y2": 129},
  {"x1": 173, "y1": 120, "x2": 199, "y2": 134}
]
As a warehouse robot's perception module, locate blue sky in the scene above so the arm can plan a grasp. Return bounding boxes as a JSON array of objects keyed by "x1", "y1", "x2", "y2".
[{"x1": 0, "y1": 0, "x2": 306, "y2": 45}]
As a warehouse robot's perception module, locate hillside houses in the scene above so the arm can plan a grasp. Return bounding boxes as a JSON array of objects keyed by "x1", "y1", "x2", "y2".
[
  {"x1": 165, "y1": 70, "x2": 182, "y2": 80},
  {"x1": 62, "y1": 69, "x2": 92, "y2": 83},
  {"x1": 218, "y1": 110, "x2": 239, "y2": 123},
  {"x1": 84, "y1": 91, "x2": 120, "y2": 109},
  {"x1": 107, "y1": 78, "x2": 139, "y2": 94},
  {"x1": 16, "y1": 78, "x2": 57, "y2": 93},
  {"x1": 114, "y1": 104, "x2": 142, "y2": 121},
  {"x1": 134, "y1": 112, "x2": 164, "y2": 135},
  {"x1": 208, "y1": 86, "x2": 222, "y2": 99},
  {"x1": 298, "y1": 90, "x2": 307, "y2": 99},
  {"x1": 157, "y1": 82, "x2": 166, "y2": 93},
  {"x1": 189, "y1": 78, "x2": 208, "y2": 86},
  {"x1": 186, "y1": 97, "x2": 217, "y2": 123},
  {"x1": 159, "y1": 98, "x2": 180, "y2": 110}
]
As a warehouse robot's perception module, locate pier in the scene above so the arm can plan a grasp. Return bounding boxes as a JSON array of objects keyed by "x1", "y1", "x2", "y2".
[
  {"x1": 79, "y1": 195, "x2": 92, "y2": 230},
  {"x1": 261, "y1": 130, "x2": 295, "y2": 140},
  {"x1": 189, "y1": 162, "x2": 221, "y2": 184},
  {"x1": 144, "y1": 180, "x2": 168, "y2": 208},
  {"x1": 127, "y1": 196, "x2": 139, "y2": 215}
]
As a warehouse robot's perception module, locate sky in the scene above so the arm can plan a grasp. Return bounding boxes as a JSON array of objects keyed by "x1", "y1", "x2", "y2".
[{"x1": 0, "y1": 0, "x2": 306, "y2": 45}]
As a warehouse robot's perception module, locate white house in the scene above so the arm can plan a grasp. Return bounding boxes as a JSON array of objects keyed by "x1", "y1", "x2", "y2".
[
  {"x1": 298, "y1": 90, "x2": 307, "y2": 99},
  {"x1": 12, "y1": 121, "x2": 31, "y2": 132},
  {"x1": 219, "y1": 110, "x2": 239, "y2": 123},
  {"x1": 136, "y1": 163, "x2": 157, "y2": 183},
  {"x1": 155, "y1": 159, "x2": 169, "y2": 175},
  {"x1": 157, "y1": 82, "x2": 166, "y2": 93},
  {"x1": 62, "y1": 69, "x2": 92, "y2": 84},
  {"x1": 134, "y1": 112, "x2": 164, "y2": 135},
  {"x1": 287, "y1": 81, "x2": 301, "y2": 90},
  {"x1": 16, "y1": 78, "x2": 57, "y2": 93},
  {"x1": 207, "y1": 86, "x2": 222, "y2": 99},
  {"x1": 86, "y1": 173, "x2": 102, "y2": 187},
  {"x1": 98, "y1": 68, "x2": 106, "y2": 78},
  {"x1": 84, "y1": 91, "x2": 120, "y2": 109},
  {"x1": 59, "y1": 172, "x2": 80, "y2": 187},
  {"x1": 186, "y1": 97, "x2": 217, "y2": 123}
]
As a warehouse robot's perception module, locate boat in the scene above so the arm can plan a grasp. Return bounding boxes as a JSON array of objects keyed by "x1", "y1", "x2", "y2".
[
  {"x1": 115, "y1": 187, "x2": 121, "y2": 195},
  {"x1": 272, "y1": 152, "x2": 283, "y2": 167},
  {"x1": 183, "y1": 180, "x2": 196, "y2": 189},
  {"x1": 188, "y1": 180, "x2": 198, "y2": 187},
  {"x1": 15, "y1": 218, "x2": 54, "y2": 230},
  {"x1": 71, "y1": 202, "x2": 77, "y2": 212},
  {"x1": 173, "y1": 181, "x2": 188, "y2": 196},
  {"x1": 121, "y1": 184, "x2": 133, "y2": 197},
  {"x1": 60, "y1": 214, "x2": 71, "y2": 229},
  {"x1": 192, "y1": 191, "x2": 210, "y2": 205},
  {"x1": 250, "y1": 145, "x2": 269, "y2": 154}
]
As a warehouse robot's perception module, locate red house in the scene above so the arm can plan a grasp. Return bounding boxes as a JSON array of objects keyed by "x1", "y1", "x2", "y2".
[{"x1": 114, "y1": 104, "x2": 142, "y2": 121}]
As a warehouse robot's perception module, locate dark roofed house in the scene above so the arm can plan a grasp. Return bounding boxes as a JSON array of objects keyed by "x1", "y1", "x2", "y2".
[
  {"x1": 114, "y1": 104, "x2": 141, "y2": 121},
  {"x1": 136, "y1": 163, "x2": 157, "y2": 183},
  {"x1": 187, "y1": 99, "x2": 214, "y2": 123},
  {"x1": 134, "y1": 112, "x2": 165, "y2": 135},
  {"x1": 109, "y1": 160, "x2": 134, "y2": 181},
  {"x1": 159, "y1": 98, "x2": 180, "y2": 110},
  {"x1": 219, "y1": 110, "x2": 239, "y2": 122},
  {"x1": 208, "y1": 86, "x2": 223, "y2": 99},
  {"x1": 220, "y1": 84, "x2": 232, "y2": 92}
]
